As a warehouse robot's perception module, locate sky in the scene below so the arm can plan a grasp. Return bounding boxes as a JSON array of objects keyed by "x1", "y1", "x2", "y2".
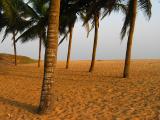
[{"x1": 0, "y1": 0, "x2": 159, "y2": 60}]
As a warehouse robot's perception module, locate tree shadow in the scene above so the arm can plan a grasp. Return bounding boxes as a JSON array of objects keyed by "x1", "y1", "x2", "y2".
[
  {"x1": 0, "y1": 96, "x2": 38, "y2": 114},
  {"x1": 56, "y1": 68, "x2": 123, "y2": 78},
  {"x1": 0, "y1": 71, "x2": 43, "y2": 79}
]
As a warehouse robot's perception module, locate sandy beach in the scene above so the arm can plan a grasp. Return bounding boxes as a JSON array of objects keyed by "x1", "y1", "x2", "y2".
[{"x1": 0, "y1": 60, "x2": 160, "y2": 120}]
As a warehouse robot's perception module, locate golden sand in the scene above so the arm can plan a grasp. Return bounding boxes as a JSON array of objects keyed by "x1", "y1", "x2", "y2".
[{"x1": 0, "y1": 60, "x2": 160, "y2": 120}]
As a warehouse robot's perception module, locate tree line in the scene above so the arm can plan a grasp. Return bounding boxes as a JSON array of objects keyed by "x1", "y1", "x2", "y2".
[{"x1": 0, "y1": 0, "x2": 152, "y2": 114}]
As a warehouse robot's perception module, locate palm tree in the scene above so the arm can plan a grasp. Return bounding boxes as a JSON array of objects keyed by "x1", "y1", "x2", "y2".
[
  {"x1": 66, "y1": 24, "x2": 74, "y2": 69},
  {"x1": 59, "y1": 3, "x2": 77, "y2": 69},
  {"x1": 121, "y1": 0, "x2": 152, "y2": 78},
  {"x1": 83, "y1": 0, "x2": 126, "y2": 72},
  {"x1": 80, "y1": 1, "x2": 101, "y2": 72},
  {"x1": 16, "y1": 0, "x2": 48, "y2": 67},
  {"x1": 38, "y1": 0, "x2": 60, "y2": 114},
  {"x1": 3, "y1": 30, "x2": 18, "y2": 66},
  {"x1": 0, "y1": 0, "x2": 34, "y2": 66},
  {"x1": 89, "y1": 12, "x2": 99, "y2": 72},
  {"x1": 38, "y1": 0, "x2": 93, "y2": 113},
  {"x1": 59, "y1": 1, "x2": 97, "y2": 70}
]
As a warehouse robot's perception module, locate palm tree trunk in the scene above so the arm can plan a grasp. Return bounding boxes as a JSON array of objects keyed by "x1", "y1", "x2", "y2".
[
  {"x1": 66, "y1": 25, "x2": 73, "y2": 69},
  {"x1": 38, "y1": 0, "x2": 60, "y2": 114},
  {"x1": 89, "y1": 13, "x2": 99, "y2": 72},
  {"x1": 13, "y1": 31, "x2": 17, "y2": 66},
  {"x1": 38, "y1": 36, "x2": 42, "y2": 68},
  {"x1": 123, "y1": 0, "x2": 137, "y2": 78}
]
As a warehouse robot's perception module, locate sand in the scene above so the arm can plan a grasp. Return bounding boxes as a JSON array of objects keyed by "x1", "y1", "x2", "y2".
[{"x1": 0, "y1": 60, "x2": 160, "y2": 120}]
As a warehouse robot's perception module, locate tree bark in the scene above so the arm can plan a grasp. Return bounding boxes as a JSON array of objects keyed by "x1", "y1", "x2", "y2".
[
  {"x1": 38, "y1": 36, "x2": 42, "y2": 68},
  {"x1": 123, "y1": 0, "x2": 137, "y2": 78},
  {"x1": 13, "y1": 31, "x2": 17, "y2": 66},
  {"x1": 89, "y1": 13, "x2": 99, "y2": 72},
  {"x1": 38, "y1": 0, "x2": 60, "y2": 114},
  {"x1": 66, "y1": 25, "x2": 73, "y2": 69}
]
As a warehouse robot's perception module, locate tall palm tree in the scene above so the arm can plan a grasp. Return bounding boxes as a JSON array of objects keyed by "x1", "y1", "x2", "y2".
[
  {"x1": 66, "y1": 24, "x2": 74, "y2": 69},
  {"x1": 0, "y1": 0, "x2": 34, "y2": 66},
  {"x1": 83, "y1": 0, "x2": 126, "y2": 72},
  {"x1": 59, "y1": 0, "x2": 98, "y2": 70},
  {"x1": 38, "y1": 0, "x2": 60, "y2": 114},
  {"x1": 38, "y1": 0, "x2": 93, "y2": 113},
  {"x1": 16, "y1": 0, "x2": 48, "y2": 67},
  {"x1": 3, "y1": 29, "x2": 18, "y2": 66},
  {"x1": 81, "y1": 0, "x2": 102, "y2": 72},
  {"x1": 89, "y1": 12, "x2": 99, "y2": 72},
  {"x1": 59, "y1": 3, "x2": 77, "y2": 69},
  {"x1": 121, "y1": 0, "x2": 152, "y2": 78},
  {"x1": 59, "y1": 11, "x2": 89, "y2": 69}
]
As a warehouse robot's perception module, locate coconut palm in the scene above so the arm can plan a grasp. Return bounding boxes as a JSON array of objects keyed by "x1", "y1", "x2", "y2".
[
  {"x1": 82, "y1": 0, "x2": 126, "y2": 72},
  {"x1": 17, "y1": 0, "x2": 77, "y2": 68},
  {"x1": 2, "y1": 28, "x2": 18, "y2": 66},
  {"x1": 16, "y1": 0, "x2": 49, "y2": 67},
  {"x1": 89, "y1": 11, "x2": 99, "y2": 72},
  {"x1": 0, "y1": 0, "x2": 34, "y2": 65},
  {"x1": 59, "y1": 2, "x2": 77, "y2": 69},
  {"x1": 58, "y1": 0, "x2": 92, "y2": 69},
  {"x1": 38, "y1": 0, "x2": 94, "y2": 114},
  {"x1": 38, "y1": 0, "x2": 61, "y2": 114},
  {"x1": 2, "y1": 18, "x2": 32, "y2": 66},
  {"x1": 65, "y1": 24, "x2": 74, "y2": 69},
  {"x1": 59, "y1": 0, "x2": 93, "y2": 69},
  {"x1": 121, "y1": 0, "x2": 152, "y2": 78}
]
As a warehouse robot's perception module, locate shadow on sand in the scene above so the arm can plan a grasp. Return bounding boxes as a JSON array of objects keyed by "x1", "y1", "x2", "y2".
[{"x1": 0, "y1": 97, "x2": 38, "y2": 114}]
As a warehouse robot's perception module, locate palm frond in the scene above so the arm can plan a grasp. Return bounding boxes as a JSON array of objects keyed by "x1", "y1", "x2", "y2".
[
  {"x1": 58, "y1": 31, "x2": 69, "y2": 46},
  {"x1": 16, "y1": 23, "x2": 40, "y2": 43},
  {"x1": 121, "y1": 0, "x2": 133, "y2": 40},
  {"x1": 138, "y1": 0, "x2": 152, "y2": 20}
]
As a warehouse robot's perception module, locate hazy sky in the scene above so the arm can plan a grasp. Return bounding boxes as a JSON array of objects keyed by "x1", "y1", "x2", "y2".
[{"x1": 0, "y1": 0, "x2": 159, "y2": 60}]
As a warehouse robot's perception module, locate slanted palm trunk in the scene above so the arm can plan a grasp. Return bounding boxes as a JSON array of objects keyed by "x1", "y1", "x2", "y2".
[
  {"x1": 66, "y1": 25, "x2": 73, "y2": 69},
  {"x1": 123, "y1": 0, "x2": 137, "y2": 78},
  {"x1": 13, "y1": 31, "x2": 17, "y2": 66},
  {"x1": 89, "y1": 13, "x2": 99, "y2": 72},
  {"x1": 38, "y1": 36, "x2": 42, "y2": 68},
  {"x1": 38, "y1": 0, "x2": 60, "y2": 114}
]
